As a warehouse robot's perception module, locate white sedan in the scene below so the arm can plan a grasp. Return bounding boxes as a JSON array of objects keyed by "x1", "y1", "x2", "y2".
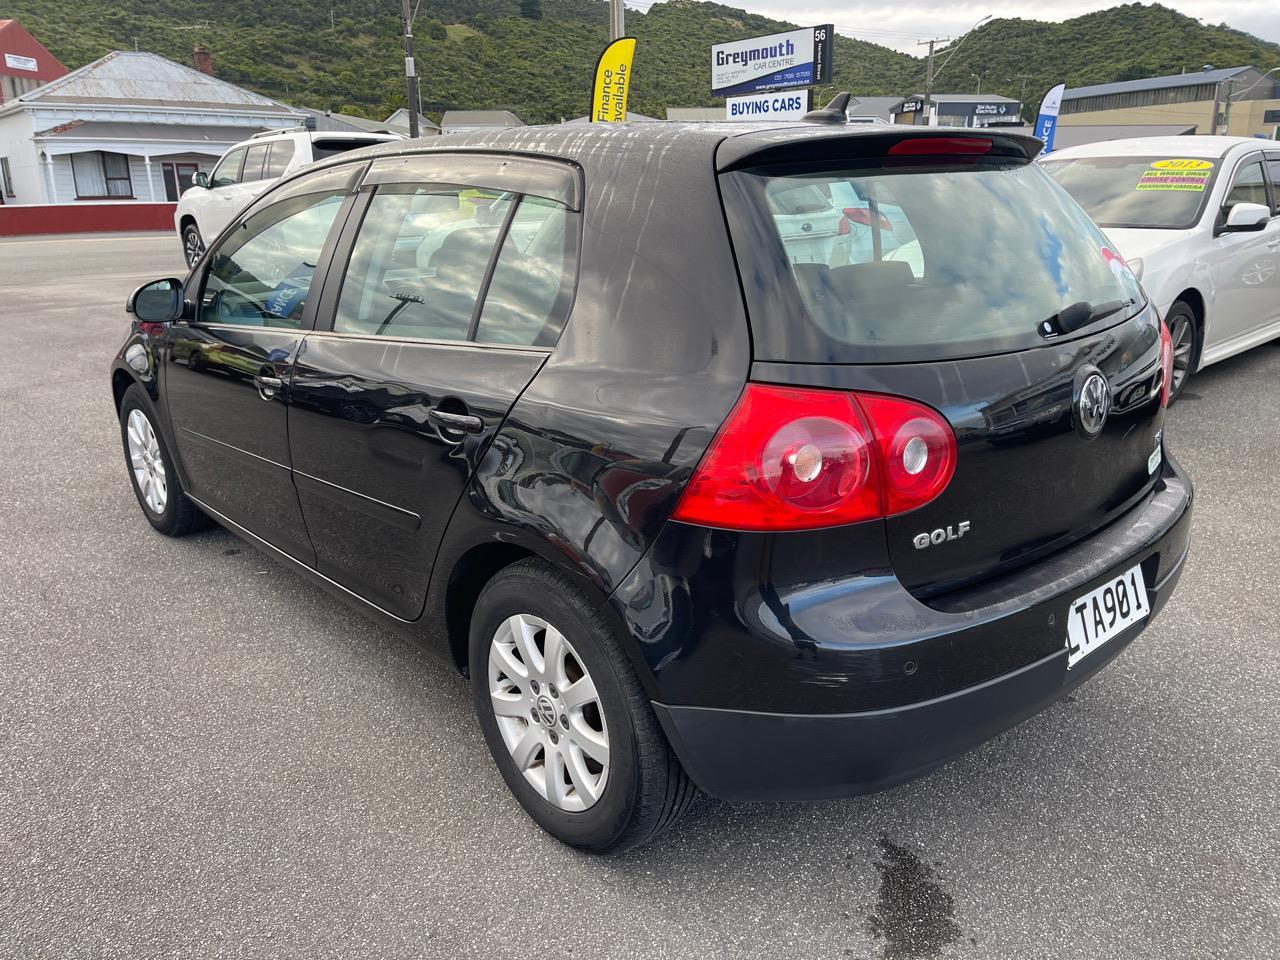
[{"x1": 1043, "y1": 136, "x2": 1280, "y2": 400}]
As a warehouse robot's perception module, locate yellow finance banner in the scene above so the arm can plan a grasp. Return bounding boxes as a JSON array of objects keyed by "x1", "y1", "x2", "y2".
[{"x1": 591, "y1": 37, "x2": 636, "y2": 123}]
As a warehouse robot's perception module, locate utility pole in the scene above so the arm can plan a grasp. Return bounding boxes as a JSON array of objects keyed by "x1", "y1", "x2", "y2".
[
  {"x1": 971, "y1": 72, "x2": 983, "y2": 94},
  {"x1": 609, "y1": 0, "x2": 625, "y2": 41},
  {"x1": 401, "y1": 0, "x2": 420, "y2": 137},
  {"x1": 1220, "y1": 78, "x2": 1234, "y2": 136},
  {"x1": 917, "y1": 38, "x2": 940, "y2": 126},
  {"x1": 1016, "y1": 73, "x2": 1032, "y2": 118}
]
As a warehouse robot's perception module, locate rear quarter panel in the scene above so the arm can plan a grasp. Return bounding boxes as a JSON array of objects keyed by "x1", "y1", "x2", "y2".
[{"x1": 423, "y1": 129, "x2": 751, "y2": 683}]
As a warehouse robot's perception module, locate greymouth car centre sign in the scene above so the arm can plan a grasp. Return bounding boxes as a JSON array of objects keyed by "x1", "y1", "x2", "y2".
[{"x1": 710, "y1": 26, "x2": 834, "y2": 97}]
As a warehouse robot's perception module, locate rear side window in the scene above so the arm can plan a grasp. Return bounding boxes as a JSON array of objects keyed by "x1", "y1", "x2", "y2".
[
  {"x1": 333, "y1": 185, "x2": 576, "y2": 346},
  {"x1": 242, "y1": 143, "x2": 270, "y2": 183},
  {"x1": 723, "y1": 156, "x2": 1145, "y2": 363},
  {"x1": 265, "y1": 140, "x2": 294, "y2": 179}
]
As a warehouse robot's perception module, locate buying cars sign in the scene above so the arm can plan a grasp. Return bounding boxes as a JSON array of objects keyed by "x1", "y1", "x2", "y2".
[
  {"x1": 711, "y1": 26, "x2": 833, "y2": 97},
  {"x1": 726, "y1": 90, "x2": 810, "y2": 121}
]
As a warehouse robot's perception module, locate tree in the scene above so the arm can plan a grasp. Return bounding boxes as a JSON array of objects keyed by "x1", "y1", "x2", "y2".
[{"x1": 520, "y1": 0, "x2": 542, "y2": 20}]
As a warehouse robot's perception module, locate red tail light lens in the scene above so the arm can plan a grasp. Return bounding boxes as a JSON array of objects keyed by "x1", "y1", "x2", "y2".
[
  {"x1": 839, "y1": 207, "x2": 894, "y2": 235},
  {"x1": 858, "y1": 394, "x2": 957, "y2": 515},
  {"x1": 672, "y1": 384, "x2": 956, "y2": 531},
  {"x1": 1159, "y1": 318, "x2": 1174, "y2": 408}
]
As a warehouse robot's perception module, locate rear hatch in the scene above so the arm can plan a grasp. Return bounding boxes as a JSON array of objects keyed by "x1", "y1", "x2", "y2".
[{"x1": 718, "y1": 130, "x2": 1166, "y2": 599}]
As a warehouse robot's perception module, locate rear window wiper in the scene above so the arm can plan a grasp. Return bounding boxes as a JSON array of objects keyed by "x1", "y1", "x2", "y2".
[{"x1": 1038, "y1": 298, "x2": 1136, "y2": 338}]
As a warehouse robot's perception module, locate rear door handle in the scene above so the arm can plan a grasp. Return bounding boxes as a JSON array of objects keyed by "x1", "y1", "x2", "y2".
[
  {"x1": 255, "y1": 372, "x2": 284, "y2": 399},
  {"x1": 428, "y1": 408, "x2": 484, "y2": 433}
]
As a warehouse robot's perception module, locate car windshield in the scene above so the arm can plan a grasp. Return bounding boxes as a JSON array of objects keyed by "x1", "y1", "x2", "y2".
[
  {"x1": 723, "y1": 155, "x2": 1145, "y2": 363},
  {"x1": 1042, "y1": 155, "x2": 1220, "y2": 229}
]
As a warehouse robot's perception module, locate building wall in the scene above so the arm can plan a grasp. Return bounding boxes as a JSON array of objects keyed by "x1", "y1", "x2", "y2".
[
  {"x1": 44, "y1": 150, "x2": 216, "y2": 203},
  {"x1": 0, "y1": 109, "x2": 41, "y2": 202},
  {"x1": 1061, "y1": 97, "x2": 1280, "y2": 138}
]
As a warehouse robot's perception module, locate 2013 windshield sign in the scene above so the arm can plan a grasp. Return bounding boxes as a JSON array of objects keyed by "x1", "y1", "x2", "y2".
[{"x1": 711, "y1": 26, "x2": 833, "y2": 98}]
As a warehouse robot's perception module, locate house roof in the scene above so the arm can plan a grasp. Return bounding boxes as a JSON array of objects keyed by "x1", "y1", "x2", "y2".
[
  {"x1": 848, "y1": 96, "x2": 906, "y2": 118},
  {"x1": 440, "y1": 109, "x2": 524, "y2": 128},
  {"x1": 384, "y1": 107, "x2": 440, "y2": 132},
  {"x1": 32, "y1": 120, "x2": 267, "y2": 142},
  {"x1": 1064, "y1": 66, "x2": 1254, "y2": 100},
  {"x1": 909, "y1": 93, "x2": 1020, "y2": 104},
  {"x1": 10, "y1": 50, "x2": 298, "y2": 113},
  {"x1": 0, "y1": 18, "x2": 68, "y2": 81}
]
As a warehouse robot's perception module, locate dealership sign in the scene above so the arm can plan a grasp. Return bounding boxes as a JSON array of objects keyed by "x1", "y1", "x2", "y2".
[
  {"x1": 711, "y1": 26, "x2": 833, "y2": 97},
  {"x1": 726, "y1": 90, "x2": 810, "y2": 121}
]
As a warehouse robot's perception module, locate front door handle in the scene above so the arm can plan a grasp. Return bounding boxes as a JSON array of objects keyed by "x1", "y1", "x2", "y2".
[{"x1": 428, "y1": 408, "x2": 484, "y2": 433}]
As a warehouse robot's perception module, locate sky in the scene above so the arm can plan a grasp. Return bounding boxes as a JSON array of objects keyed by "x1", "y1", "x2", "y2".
[{"x1": 626, "y1": 1, "x2": 1280, "y2": 54}]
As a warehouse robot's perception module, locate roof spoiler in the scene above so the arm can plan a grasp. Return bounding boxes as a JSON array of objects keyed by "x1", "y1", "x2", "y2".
[{"x1": 802, "y1": 93, "x2": 852, "y2": 125}]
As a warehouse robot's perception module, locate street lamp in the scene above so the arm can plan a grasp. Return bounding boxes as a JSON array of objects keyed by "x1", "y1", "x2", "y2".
[{"x1": 971, "y1": 72, "x2": 984, "y2": 94}]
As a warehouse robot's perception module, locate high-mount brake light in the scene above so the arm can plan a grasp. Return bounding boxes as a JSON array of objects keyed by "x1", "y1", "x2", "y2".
[
  {"x1": 672, "y1": 384, "x2": 956, "y2": 532},
  {"x1": 1159, "y1": 317, "x2": 1174, "y2": 408},
  {"x1": 887, "y1": 137, "x2": 992, "y2": 156}
]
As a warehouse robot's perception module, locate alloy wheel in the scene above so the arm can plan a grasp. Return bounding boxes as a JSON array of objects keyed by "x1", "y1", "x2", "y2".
[
  {"x1": 126, "y1": 409, "x2": 168, "y2": 514},
  {"x1": 1168, "y1": 314, "x2": 1194, "y2": 396},
  {"x1": 488, "y1": 613, "x2": 610, "y2": 812},
  {"x1": 183, "y1": 228, "x2": 204, "y2": 267}
]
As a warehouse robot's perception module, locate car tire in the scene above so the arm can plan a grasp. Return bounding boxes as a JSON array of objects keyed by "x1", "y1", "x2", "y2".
[
  {"x1": 469, "y1": 558, "x2": 697, "y2": 853},
  {"x1": 182, "y1": 223, "x2": 205, "y2": 267},
  {"x1": 1164, "y1": 301, "x2": 1198, "y2": 404},
  {"x1": 119, "y1": 384, "x2": 209, "y2": 537}
]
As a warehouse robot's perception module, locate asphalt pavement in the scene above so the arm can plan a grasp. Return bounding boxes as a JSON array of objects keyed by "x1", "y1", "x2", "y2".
[{"x1": 1, "y1": 232, "x2": 1276, "y2": 960}]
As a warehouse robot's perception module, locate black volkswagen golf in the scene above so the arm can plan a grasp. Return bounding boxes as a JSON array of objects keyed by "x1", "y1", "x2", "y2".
[{"x1": 111, "y1": 120, "x2": 1192, "y2": 852}]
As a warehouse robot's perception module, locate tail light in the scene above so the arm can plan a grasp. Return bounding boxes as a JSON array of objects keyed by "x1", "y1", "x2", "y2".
[
  {"x1": 672, "y1": 384, "x2": 956, "y2": 532},
  {"x1": 1159, "y1": 318, "x2": 1174, "y2": 407},
  {"x1": 838, "y1": 207, "x2": 893, "y2": 235},
  {"x1": 887, "y1": 137, "x2": 992, "y2": 156}
]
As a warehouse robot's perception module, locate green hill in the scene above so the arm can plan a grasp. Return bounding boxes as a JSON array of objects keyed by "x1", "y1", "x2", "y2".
[{"x1": 2, "y1": 0, "x2": 1277, "y2": 123}]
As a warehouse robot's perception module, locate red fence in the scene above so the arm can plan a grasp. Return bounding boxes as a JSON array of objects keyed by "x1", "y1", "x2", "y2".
[{"x1": 0, "y1": 202, "x2": 176, "y2": 237}]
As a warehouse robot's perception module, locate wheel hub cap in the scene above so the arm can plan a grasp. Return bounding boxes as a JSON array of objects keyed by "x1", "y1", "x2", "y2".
[
  {"x1": 126, "y1": 409, "x2": 167, "y2": 514},
  {"x1": 488, "y1": 613, "x2": 610, "y2": 812}
]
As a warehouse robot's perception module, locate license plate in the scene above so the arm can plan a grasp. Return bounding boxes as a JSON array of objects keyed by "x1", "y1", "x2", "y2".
[{"x1": 1066, "y1": 564, "x2": 1150, "y2": 668}]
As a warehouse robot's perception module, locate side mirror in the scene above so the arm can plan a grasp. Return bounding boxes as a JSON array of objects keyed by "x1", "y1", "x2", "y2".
[
  {"x1": 127, "y1": 278, "x2": 184, "y2": 323},
  {"x1": 1223, "y1": 201, "x2": 1270, "y2": 232},
  {"x1": 192, "y1": 171, "x2": 209, "y2": 189}
]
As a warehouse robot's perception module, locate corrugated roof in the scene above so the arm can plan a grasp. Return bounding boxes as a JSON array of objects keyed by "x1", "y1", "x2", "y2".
[
  {"x1": 1064, "y1": 66, "x2": 1253, "y2": 100},
  {"x1": 440, "y1": 110, "x2": 524, "y2": 127},
  {"x1": 15, "y1": 50, "x2": 297, "y2": 112},
  {"x1": 848, "y1": 96, "x2": 906, "y2": 118}
]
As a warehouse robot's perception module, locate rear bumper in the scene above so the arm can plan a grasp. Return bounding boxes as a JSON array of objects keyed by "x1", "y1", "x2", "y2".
[{"x1": 640, "y1": 456, "x2": 1192, "y2": 801}]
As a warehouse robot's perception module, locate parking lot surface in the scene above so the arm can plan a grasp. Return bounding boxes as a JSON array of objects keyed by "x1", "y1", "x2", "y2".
[{"x1": 1, "y1": 233, "x2": 1277, "y2": 959}]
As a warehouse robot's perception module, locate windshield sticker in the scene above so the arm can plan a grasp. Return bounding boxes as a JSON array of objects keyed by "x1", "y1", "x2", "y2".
[{"x1": 1137, "y1": 159, "x2": 1213, "y2": 192}]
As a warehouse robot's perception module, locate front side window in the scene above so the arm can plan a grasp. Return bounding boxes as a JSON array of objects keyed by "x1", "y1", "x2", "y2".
[
  {"x1": 1043, "y1": 155, "x2": 1220, "y2": 229},
  {"x1": 725, "y1": 154, "x2": 1145, "y2": 363},
  {"x1": 1223, "y1": 159, "x2": 1268, "y2": 209},
  {"x1": 71, "y1": 151, "x2": 133, "y2": 198},
  {"x1": 198, "y1": 190, "x2": 346, "y2": 328},
  {"x1": 211, "y1": 147, "x2": 246, "y2": 189}
]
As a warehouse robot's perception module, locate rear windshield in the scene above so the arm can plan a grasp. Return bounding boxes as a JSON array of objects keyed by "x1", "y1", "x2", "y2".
[
  {"x1": 311, "y1": 137, "x2": 386, "y2": 161},
  {"x1": 722, "y1": 157, "x2": 1145, "y2": 364},
  {"x1": 1042, "y1": 155, "x2": 1220, "y2": 229}
]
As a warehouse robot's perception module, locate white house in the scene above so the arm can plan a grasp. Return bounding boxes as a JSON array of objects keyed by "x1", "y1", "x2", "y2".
[{"x1": 0, "y1": 49, "x2": 304, "y2": 205}]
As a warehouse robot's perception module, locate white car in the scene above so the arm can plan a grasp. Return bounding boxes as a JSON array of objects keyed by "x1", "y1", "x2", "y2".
[
  {"x1": 175, "y1": 127, "x2": 401, "y2": 266},
  {"x1": 1043, "y1": 136, "x2": 1280, "y2": 400}
]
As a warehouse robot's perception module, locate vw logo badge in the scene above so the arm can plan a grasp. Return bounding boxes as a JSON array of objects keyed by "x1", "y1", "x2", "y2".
[
  {"x1": 801, "y1": 222, "x2": 813, "y2": 233},
  {"x1": 1075, "y1": 371, "x2": 1111, "y2": 438},
  {"x1": 535, "y1": 694, "x2": 557, "y2": 726}
]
